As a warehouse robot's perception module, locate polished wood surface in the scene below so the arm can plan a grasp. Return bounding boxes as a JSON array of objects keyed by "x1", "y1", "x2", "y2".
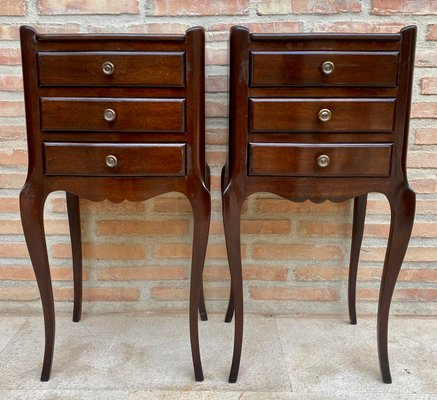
[
  {"x1": 222, "y1": 25, "x2": 416, "y2": 384},
  {"x1": 20, "y1": 26, "x2": 210, "y2": 382}
]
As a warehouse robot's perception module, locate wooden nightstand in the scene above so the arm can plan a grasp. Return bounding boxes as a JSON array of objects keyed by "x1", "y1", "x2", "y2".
[
  {"x1": 20, "y1": 26, "x2": 210, "y2": 381},
  {"x1": 222, "y1": 26, "x2": 416, "y2": 383}
]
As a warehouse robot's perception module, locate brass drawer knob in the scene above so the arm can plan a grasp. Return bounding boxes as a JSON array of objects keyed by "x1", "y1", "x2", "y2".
[
  {"x1": 102, "y1": 61, "x2": 115, "y2": 75},
  {"x1": 321, "y1": 61, "x2": 334, "y2": 75},
  {"x1": 318, "y1": 108, "x2": 331, "y2": 122},
  {"x1": 104, "y1": 108, "x2": 116, "y2": 122},
  {"x1": 316, "y1": 154, "x2": 330, "y2": 168},
  {"x1": 105, "y1": 155, "x2": 118, "y2": 168}
]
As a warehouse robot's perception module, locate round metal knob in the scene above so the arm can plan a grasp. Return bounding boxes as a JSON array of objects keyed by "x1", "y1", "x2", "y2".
[
  {"x1": 103, "y1": 108, "x2": 116, "y2": 122},
  {"x1": 316, "y1": 154, "x2": 330, "y2": 168},
  {"x1": 105, "y1": 155, "x2": 118, "y2": 168},
  {"x1": 102, "y1": 61, "x2": 115, "y2": 75},
  {"x1": 318, "y1": 108, "x2": 331, "y2": 122},
  {"x1": 321, "y1": 61, "x2": 334, "y2": 75}
]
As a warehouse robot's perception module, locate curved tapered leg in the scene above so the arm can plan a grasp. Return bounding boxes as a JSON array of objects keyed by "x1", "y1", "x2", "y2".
[
  {"x1": 188, "y1": 185, "x2": 211, "y2": 382},
  {"x1": 225, "y1": 283, "x2": 234, "y2": 323},
  {"x1": 378, "y1": 187, "x2": 415, "y2": 383},
  {"x1": 348, "y1": 194, "x2": 367, "y2": 325},
  {"x1": 223, "y1": 185, "x2": 245, "y2": 383},
  {"x1": 66, "y1": 192, "x2": 83, "y2": 323},
  {"x1": 20, "y1": 185, "x2": 54, "y2": 381},
  {"x1": 199, "y1": 283, "x2": 208, "y2": 321}
]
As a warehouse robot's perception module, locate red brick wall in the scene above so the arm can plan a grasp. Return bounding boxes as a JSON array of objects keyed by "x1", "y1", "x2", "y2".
[{"x1": 0, "y1": 0, "x2": 436, "y2": 316}]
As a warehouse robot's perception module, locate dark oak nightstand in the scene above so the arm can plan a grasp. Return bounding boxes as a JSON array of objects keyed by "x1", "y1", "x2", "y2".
[
  {"x1": 222, "y1": 26, "x2": 416, "y2": 383},
  {"x1": 20, "y1": 26, "x2": 210, "y2": 381}
]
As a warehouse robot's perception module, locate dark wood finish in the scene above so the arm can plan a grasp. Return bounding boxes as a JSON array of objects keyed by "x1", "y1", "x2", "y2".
[
  {"x1": 248, "y1": 143, "x2": 392, "y2": 177},
  {"x1": 40, "y1": 98, "x2": 185, "y2": 132},
  {"x1": 222, "y1": 26, "x2": 416, "y2": 384},
  {"x1": 43, "y1": 143, "x2": 186, "y2": 177},
  {"x1": 249, "y1": 98, "x2": 395, "y2": 133},
  {"x1": 20, "y1": 26, "x2": 210, "y2": 381},
  {"x1": 38, "y1": 51, "x2": 185, "y2": 87},
  {"x1": 250, "y1": 51, "x2": 398, "y2": 87}
]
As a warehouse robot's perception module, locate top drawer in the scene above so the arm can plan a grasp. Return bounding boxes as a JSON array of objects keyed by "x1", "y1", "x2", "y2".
[
  {"x1": 38, "y1": 51, "x2": 185, "y2": 87},
  {"x1": 250, "y1": 51, "x2": 399, "y2": 87}
]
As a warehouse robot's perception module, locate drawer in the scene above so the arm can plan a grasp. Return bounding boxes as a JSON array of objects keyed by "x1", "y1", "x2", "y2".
[
  {"x1": 40, "y1": 98, "x2": 185, "y2": 133},
  {"x1": 38, "y1": 51, "x2": 185, "y2": 87},
  {"x1": 248, "y1": 143, "x2": 392, "y2": 177},
  {"x1": 249, "y1": 98, "x2": 395, "y2": 133},
  {"x1": 43, "y1": 143, "x2": 186, "y2": 177},
  {"x1": 250, "y1": 51, "x2": 398, "y2": 87}
]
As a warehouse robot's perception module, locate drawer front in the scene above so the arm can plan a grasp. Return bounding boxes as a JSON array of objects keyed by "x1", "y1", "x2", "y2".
[
  {"x1": 250, "y1": 51, "x2": 398, "y2": 87},
  {"x1": 249, "y1": 143, "x2": 392, "y2": 177},
  {"x1": 250, "y1": 99, "x2": 395, "y2": 133},
  {"x1": 40, "y1": 98, "x2": 185, "y2": 133},
  {"x1": 43, "y1": 143, "x2": 186, "y2": 177},
  {"x1": 38, "y1": 52, "x2": 185, "y2": 87}
]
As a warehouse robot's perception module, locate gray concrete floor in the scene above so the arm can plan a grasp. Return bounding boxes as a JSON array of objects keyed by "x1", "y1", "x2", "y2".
[{"x1": 0, "y1": 313, "x2": 435, "y2": 399}]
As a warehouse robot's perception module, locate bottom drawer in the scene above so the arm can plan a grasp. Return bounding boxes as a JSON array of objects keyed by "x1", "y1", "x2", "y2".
[
  {"x1": 248, "y1": 143, "x2": 392, "y2": 177},
  {"x1": 43, "y1": 143, "x2": 186, "y2": 177}
]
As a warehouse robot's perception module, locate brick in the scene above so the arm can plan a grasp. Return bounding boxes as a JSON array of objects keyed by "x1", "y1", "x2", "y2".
[
  {"x1": 252, "y1": 243, "x2": 344, "y2": 260},
  {"x1": 416, "y1": 51, "x2": 437, "y2": 67},
  {"x1": 206, "y1": 75, "x2": 228, "y2": 93},
  {"x1": 205, "y1": 48, "x2": 227, "y2": 65},
  {"x1": 250, "y1": 287, "x2": 339, "y2": 301},
  {"x1": 206, "y1": 150, "x2": 227, "y2": 166},
  {"x1": 411, "y1": 179, "x2": 437, "y2": 194},
  {"x1": 0, "y1": 266, "x2": 89, "y2": 281},
  {"x1": 416, "y1": 128, "x2": 437, "y2": 144},
  {"x1": 357, "y1": 288, "x2": 437, "y2": 302},
  {"x1": 151, "y1": 286, "x2": 229, "y2": 300},
  {"x1": 80, "y1": 199, "x2": 145, "y2": 215},
  {"x1": 427, "y1": 24, "x2": 437, "y2": 40},
  {"x1": 150, "y1": 0, "x2": 249, "y2": 16},
  {"x1": 313, "y1": 21, "x2": 408, "y2": 33},
  {"x1": 0, "y1": 287, "x2": 39, "y2": 301},
  {"x1": 127, "y1": 23, "x2": 190, "y2": 34},
  {"x1": 0, "y1": 219, "x2": 69, "y2": 235},
  {"x1": 97, "y1": 266, "x2": 187, "y2": 281},
  {"x1": 0, "y1": 150, "x2": 27, "y2": 166},
  {"x1": 421, "y1": 77, "x2": 437, "y2": 95},
  {"x1": 294, "y1": 266, "x2": 380, "y2": 281},
  {"x1": 0, "y1": 1, "x2": 26, "y2": 16},
  {"x1": 256, "y1": 198, "x2": 350, "y2": 214},
  {"x1": 0, "y1": 243, "x2": 29, "y2": 258},
  {"x1": 96, "y1": 220, "x2": 189, "y2": 236},
  {"x1": 0, "y1": 48, "x2": 21, "y2": 65},
  {"x1": 0, "y1": 126, "x2": 26, "y2": 141},
  {"x1": 203, "y1": 265, "x2": 288, "y2": 281},
  {"x1": 258, "y1": 0, "x2": 361, "y2": 14},
  {"x1": 39, "y1": 0, "x2": 139, "y2": 15},
  {"x1": 154, "y1": 243, "x2": 240, "y2": 259},
  {"x1": 0, "y1": 26, "x2": 19, "y2": 40},
  {"x1": 0, "y1": 75, "x2": 23, "y2": 92},
  {"x1": 0, "y1": 101, "x2": 25, "y2": 117},
  {"x1": 241, "y1": 220, "x2": 291, "y2": 234},
  {"x1": 416, "y1": 200, "x2": 437, "y2": 215},
  {"x1": 360, "y1": 247, "x2": 437, "y2": 262},
  {"x1": 299, "y1": 222, "x2": 351, "y2": 237},
  {"x1": 411, "y1": 103, "x2": 437, "y2": 119},
  {"x1": 0, "y1": 174, "x2": 26, "y2": 189},
  {"x1": 206, "y1": 128, "x2": 227, "y2": 145},
  {"x1": 52, "y1": 243, "x2": 146, "y2": 260},
  {"x1": 153, "y1": 197, "x2": 191, "y2": 214},
  {"x1": 408, "y1": 152, "x2": 437, "y2": 168},
  {"x1": 54, "y1": 287, "x2": 140, "y2": 301},
  {"x1": 372, "y1": 0, "x2": 437, "y2": 15},
  {"x1": 206, "y1": 101, "x2": 227, "y2": 118},
  {"x1": 0, "y1": 197, "x2": 20, "y2": 213},
  {"x1": 247, "y1": 21, "x2": 302, "y2": 32}
]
